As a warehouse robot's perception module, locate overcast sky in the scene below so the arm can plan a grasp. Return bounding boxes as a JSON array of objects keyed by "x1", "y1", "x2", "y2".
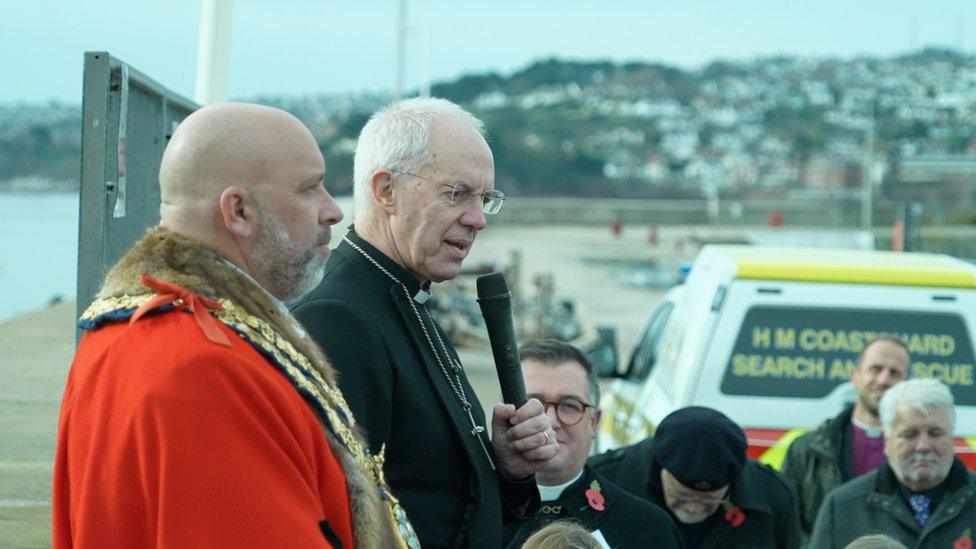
[{"x1": 2, "y1": 0, "x2": 974, "y2": 105}]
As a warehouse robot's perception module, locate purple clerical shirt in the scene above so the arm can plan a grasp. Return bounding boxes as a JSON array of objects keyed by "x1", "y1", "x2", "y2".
[{"x1": 851, "y1": 420, "x2": 886, "y2": 477}]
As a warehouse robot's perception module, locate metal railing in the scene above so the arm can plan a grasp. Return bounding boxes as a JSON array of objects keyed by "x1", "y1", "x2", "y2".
[{"x1": 76, "y1": 52, "x2": 198, "y2": 333}]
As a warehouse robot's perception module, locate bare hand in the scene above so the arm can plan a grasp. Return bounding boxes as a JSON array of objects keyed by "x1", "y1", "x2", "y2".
[{"x1": 490, "y1": 398, "x2": 557, "y2": 478}]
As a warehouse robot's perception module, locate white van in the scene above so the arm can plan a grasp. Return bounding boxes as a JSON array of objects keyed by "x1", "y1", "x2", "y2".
[{"x1": 599, "y1": 245, "x2": 976, "y2": 469}]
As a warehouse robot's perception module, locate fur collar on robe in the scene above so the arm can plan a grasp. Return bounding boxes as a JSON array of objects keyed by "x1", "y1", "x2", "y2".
[{"x1": 88, "y1": 226, "x2": 415, "y2": 548}]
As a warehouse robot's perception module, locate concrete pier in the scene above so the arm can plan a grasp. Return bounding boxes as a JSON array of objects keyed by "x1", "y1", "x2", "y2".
[{"x1": 0, "y1": 301, "x2": 74, "y2": 548}]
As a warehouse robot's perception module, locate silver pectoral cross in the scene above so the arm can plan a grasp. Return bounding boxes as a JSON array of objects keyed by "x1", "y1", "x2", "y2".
[{"x1": 465, "y1": 405, "x2": 495, "y2": 470}]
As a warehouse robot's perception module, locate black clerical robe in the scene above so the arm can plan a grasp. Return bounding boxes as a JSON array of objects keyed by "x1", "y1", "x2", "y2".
[
  {"x1": 293, "y1": 228, "x2": 539, "y2": 548},
  {"x1": 503, "y1": 465, "x2": 683, "y2": 548}
]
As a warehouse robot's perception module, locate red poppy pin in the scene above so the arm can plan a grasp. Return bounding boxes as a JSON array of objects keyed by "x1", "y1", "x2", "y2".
[
  {"x1": 955, "y1": 528, "x2": 973, "y2": 549},
  {"x1": 722, "y1": 501, "x2": 745, "y2": 528},
  {"x1": 584, "y1": 480, "x2": 605, "y2": 512}
]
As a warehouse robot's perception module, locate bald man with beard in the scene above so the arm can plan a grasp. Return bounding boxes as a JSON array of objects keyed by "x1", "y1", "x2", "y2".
[{"x1": 52, "y1": 103, "x2": 418, "y2": 549}]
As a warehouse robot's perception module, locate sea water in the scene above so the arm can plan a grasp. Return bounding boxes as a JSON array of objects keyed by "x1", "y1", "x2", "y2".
[{"x1": 0, "y1": 192, "x2": 79, "y2": 323}]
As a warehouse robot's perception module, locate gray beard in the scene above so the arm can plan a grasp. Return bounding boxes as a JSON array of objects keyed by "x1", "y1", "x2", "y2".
[
  {"x1": 252, "y1": 217, "x2": 327, "y2": 303},
  {"x1": 672, "y1": 507, "x2": 714, "y2": 524}
]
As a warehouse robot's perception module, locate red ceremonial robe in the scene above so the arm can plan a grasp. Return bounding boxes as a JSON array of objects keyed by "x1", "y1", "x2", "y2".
[
  {"x1": 54, "y1": 310, "x2": 354, "y2": 548},
  {"x1": 52, "y1": 227, "x2": 416, "y2": 549}
]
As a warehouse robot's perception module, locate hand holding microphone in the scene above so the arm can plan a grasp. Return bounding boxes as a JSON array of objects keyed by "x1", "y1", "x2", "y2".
[{"x1": 478, "y1": 273, "x2": 557, "y2": 476}]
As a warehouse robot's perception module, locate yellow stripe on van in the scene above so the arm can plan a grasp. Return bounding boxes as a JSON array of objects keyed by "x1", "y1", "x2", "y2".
[
  {"x1": 737, "y1": 262, "x2": 976, "y2": 288},
  {"x1": 966, "y1": 438, "x2": 976, "y2": 452},
  {"x1": 721, "y1": 246, "x2": 976, "y2": 289},
  {"x1": 758, "y1": 428, "x2": 808, "y2": 470}
]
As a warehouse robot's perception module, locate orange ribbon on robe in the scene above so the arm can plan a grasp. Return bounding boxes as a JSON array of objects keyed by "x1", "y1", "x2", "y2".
[{"x1": 130, "y1": 273, "x2": 232, "y2": 347}]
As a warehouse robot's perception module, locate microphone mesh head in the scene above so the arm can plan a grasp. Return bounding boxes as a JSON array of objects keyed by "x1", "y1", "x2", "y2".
[{"x1": 476, "y1": 272, "x2": 509, "y2": 299}]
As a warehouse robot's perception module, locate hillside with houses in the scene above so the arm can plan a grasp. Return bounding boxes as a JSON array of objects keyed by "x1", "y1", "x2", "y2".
[{"x1": 3, "y1": 48, "x2": 975, "y2": 204}]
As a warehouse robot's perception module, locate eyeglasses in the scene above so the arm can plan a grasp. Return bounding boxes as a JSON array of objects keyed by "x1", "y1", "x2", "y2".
[
  {"x1": 662, "y1": 474, "x2": 730, "y2": 506},
  {"x1": 394, "y1": 170, "x2": 506, "y2": 215},
  {"x1": 669, "y1": 495, "x2": 730, "y2": 506},
  {"x1": 537, "y1": 398, "x2": 597, "y2": 426}
]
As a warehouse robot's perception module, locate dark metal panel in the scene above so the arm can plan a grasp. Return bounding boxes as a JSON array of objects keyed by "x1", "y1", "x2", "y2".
[{"x1": 75, "y1": 52, "x2": 198, "y2": 335}]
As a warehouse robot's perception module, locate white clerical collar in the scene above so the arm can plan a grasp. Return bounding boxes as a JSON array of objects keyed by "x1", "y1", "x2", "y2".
[
  {"x1": 851, "y1": 414, "x2": 884, "y2": 438},
  {"x1": 413, "y1": 287, "x2": 432, "y2": 304},
  {"x1": 537, "y1": 470, "x2": 585, "y2": 502}
]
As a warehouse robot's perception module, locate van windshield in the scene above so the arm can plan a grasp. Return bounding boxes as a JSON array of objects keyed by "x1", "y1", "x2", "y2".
[{"x1": 720, "y1": 306, "x2": 975, "y2": 405}]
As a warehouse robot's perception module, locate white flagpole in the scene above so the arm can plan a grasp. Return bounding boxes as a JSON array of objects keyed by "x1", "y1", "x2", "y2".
[{"x1": 195, "y1": 0, "x2": 235, "y2": 105}]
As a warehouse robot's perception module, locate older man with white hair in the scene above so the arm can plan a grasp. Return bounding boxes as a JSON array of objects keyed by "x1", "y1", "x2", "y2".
[
  {"x1": 809, "y1": 379, "x2": 976, "y2": 548},
  {"x1": 292, "y1": 97, "x2": 555, "y2": 548}
]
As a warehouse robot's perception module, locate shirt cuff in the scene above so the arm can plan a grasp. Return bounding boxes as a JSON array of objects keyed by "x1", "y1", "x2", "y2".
[{"x1": 497, "y1": 469, "x2": 541, "y2": 522}]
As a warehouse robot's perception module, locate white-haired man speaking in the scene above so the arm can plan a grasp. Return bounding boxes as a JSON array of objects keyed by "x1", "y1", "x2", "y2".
[
  {"x1": 292, "y1": 97, "x2": 556, "y2": 548},
  {"x1": 809, "y1": 379, "x2": 976, "y2": 548}
]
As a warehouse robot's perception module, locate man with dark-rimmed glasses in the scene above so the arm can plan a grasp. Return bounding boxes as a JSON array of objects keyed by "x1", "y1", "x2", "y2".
[
  {"x1": 502, "y1": 339, "x2": 682, "y2": 548},
  {"x1": 591, "y1": 406, "x2": 802, "y2": 548}
]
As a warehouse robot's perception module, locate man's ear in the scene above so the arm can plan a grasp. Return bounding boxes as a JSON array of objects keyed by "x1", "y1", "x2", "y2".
[
  {"x1": 590, "y1": 408, "x2": 602, "y2": 430},
  {"x1": 371, "y1": 170, "x2": 397, "y2": 215},
  {"x1": 218, "y1": 186, "x2": 256, "y2": 238}
]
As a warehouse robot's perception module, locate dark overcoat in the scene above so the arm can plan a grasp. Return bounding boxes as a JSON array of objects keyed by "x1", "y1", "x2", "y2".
[
  {"x1": 590, "y1": 438, "x2": 802, "y2": 548},
  {"x1": 292, "y1": 229, "x2": 538, "y2": 549},
  {"x1": 809, "y1": 459, "x2": 976, "y2": 549},
  {"x1": 502, "y1": 465, "x2": 684, "y2": 548},
  {"x1": 781, "y1": 405, "x2": 854, "y2": 540}
]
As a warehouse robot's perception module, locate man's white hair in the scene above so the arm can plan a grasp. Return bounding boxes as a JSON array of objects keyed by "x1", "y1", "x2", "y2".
[
  {"x1": 879, "y1": 378, "x2": 956, "y2": 434},
  {"x1": 352, "y1": 97, "x2": 485, "y2": 221}
]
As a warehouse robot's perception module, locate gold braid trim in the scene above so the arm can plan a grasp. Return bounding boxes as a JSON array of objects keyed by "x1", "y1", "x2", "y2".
[
  {"x1": 212, "y1": 300, "x2": 418, "y2": 548},
  {"x1": 80, "y1": 294, "x2": 154, "y2": 322},
  {"x1": 80, "y1": 295, "x2": 419, "y2": 549}
]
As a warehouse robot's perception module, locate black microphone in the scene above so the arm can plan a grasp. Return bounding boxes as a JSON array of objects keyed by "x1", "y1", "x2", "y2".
[{"x1": 477, "y1": 272, "x2": 527, "y2": 408}]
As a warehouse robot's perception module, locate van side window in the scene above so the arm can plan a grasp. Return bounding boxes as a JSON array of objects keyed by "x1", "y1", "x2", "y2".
[
  {"x1": 718, "y1": 306, "x2": 976, "y2": 405},
  {"x1": 627, "y1": 302, "x2": 675, "y2": 381}
]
